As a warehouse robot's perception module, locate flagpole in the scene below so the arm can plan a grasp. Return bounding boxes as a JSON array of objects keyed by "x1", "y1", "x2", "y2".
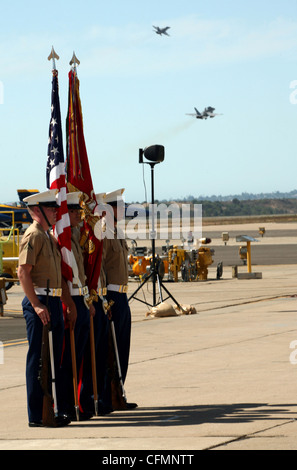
[
  {"x1": 47, "y1": 47, "x2": 80, "y2": 421},
  {"x1": 69, "y1": 51, "x2": 80, "y2": 74},
  {"x1": 67, "y1": 52, "x2": 99, "y2": 416},
  {"x1": 48, "y1": 46, "x2": 59, "y2": 73}
]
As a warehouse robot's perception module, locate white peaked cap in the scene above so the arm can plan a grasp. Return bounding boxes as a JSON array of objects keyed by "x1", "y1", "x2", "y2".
[
  {"x1": 104, "y1": 188, "x2": 125, "y2": 205},
  {"x1": 95, "y1": 192, "x2": 106, "y2": 204},
  {"x1": 23, "y1": 189, "x2": 59, "y2": 207},
  {"x1": 66, "y1": 191, "x2": 82, "y2": 207}
]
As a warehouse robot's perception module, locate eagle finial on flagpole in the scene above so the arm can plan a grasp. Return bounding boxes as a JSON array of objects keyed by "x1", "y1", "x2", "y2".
[
  {"x1": 48, "y1": 46, "x2": 59, "y2": 72},
  {"x1": 69, "y1": 51, "x2": 80, "y2": 72}
]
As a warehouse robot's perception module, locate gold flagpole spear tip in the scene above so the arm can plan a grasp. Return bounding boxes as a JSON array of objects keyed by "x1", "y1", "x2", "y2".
[
  {"x1": 48, "y1": 46, "x2": 59, "y2": 74},
  {"x1": 69, "y1": 51, "x2": 80, "y2": 72}
]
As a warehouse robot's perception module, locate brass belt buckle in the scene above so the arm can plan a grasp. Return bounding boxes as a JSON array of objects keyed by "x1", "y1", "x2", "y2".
[
  {"x1": 52, "y1": 288, "x2": 62, "y2": 297},
  {"x1": 82, "y1": 286, "x2": 89, "y2": 296},
  {"x1": 119, "y1": 285, "x2": 128, "y2": 293}
]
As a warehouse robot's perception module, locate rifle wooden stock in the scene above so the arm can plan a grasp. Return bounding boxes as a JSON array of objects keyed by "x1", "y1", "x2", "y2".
[{"x1": 38, "y1": 323, "x2": 57, "y2": 426}]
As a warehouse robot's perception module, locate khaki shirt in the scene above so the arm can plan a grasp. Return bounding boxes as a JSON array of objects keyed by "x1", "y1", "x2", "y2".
[
  {"x1": 102, "y1": 234, "x2": 129, "y2": 286},
  {"x1": 71, "y1": 227, "x2": 86, "y2": 288},
  {"x1": 19, "y1": 220, "x2": 62, "y2": 289},
  {"x1": 98, "y1": 268, "x2": 106, "y2": 291}
]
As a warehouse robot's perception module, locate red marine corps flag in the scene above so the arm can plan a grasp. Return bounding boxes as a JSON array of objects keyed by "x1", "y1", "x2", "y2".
[
  {"x1": 46, "y1": 48, "x2": 72, "y2": 283},
  {"x1": 66, "y1": 53, "x2": 102, "y2": 302}
]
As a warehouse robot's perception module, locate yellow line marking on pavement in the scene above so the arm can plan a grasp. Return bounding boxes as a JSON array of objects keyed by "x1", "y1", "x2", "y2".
[{"x1": 3, "y1": 339, "x2": 28, "y2": 347}]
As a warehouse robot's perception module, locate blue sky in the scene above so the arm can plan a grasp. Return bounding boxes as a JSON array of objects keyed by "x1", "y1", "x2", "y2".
[{"x1": 1, "y1": 0, "x2": 297, "y2": 203}]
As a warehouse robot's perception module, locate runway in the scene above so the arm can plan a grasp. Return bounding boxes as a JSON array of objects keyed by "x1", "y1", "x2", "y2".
[
  {"x1": 212, "y1": 244, "x2": 297, "y2": 266},
  {"x1": 1, "y1": 220, "x2": 297, "y2": 343}
]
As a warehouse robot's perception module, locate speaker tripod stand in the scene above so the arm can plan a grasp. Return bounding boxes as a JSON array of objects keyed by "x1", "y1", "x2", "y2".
[
  {"x1": 128, "y1": 159, "x2": 184, "y2": 312},
  {"x1": 128, "y1": 255, "x2": 184, "y2": 310}
]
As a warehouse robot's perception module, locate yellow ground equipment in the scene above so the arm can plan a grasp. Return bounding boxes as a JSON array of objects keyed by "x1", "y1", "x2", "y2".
[
  {"x1": 128, "y1": 241, "x2": 153, "y2": 279},
  {"x1": 128, "y1": 253, "x2": 151, "y2": 278},
  {"x1": 236, "y1": 235, "x2": 262, "y2": 279},
  {"x1": 128, "y1": 239, "x2": 215, "y2": 283},
  {"x1": 236, "y1": 235, "x2": 259, "y2": 275},
  {"x1": 168, "y1": 246, "x2": 186, "y2": 282},
  {"x1": 166, "y1": 239, "x2": 214, "y2": 282},
  {"x1": 239, "y1": 245, "x2": 247, "y2": 265},
  {"x1": 196, "y1": 245, "x2": 215, "y2": 280},
  {"x1": 180, "y1": 246, "x2": 214, "y2": 281},
  {"x1": 128, "y1": 244, "x2": 166, "y2": 280},
  {"x1": 0, "y1": 211, "x2": 20, "y2": 290}
]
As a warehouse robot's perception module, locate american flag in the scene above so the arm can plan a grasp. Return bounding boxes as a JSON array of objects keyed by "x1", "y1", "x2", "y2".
[{"x1": 46, "y1": 71, "x2": 73, "y2": 282}]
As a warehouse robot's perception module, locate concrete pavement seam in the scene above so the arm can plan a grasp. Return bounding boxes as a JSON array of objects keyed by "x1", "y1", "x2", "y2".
[{"x1": 204, "y1": 418, "x2": 297, "y2": 450}]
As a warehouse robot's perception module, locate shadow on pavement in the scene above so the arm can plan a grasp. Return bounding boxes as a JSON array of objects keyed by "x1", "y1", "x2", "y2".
[{"x1": 73, "y1": 403, "x2": 296, "y2": 428}]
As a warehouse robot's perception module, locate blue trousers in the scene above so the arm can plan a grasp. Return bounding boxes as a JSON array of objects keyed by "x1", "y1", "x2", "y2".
[
  {"x1": 22, "y1": 295, "x2": 64, "y2": 423},
  {"x1": 79, "y1": 299, "x2": 109, "y2": 413},
  {"x1": 102, "y1": 291, "x2": 132, "y2": 409},
  {"x1": 79, "y1": 292, "x2": 131, "y2": 412},
  {"x1": 59, "y1": 296, "x2": 90, "y2": 415},
  {"x1": 106, "y1": 291, "x2": 131, "y2": 385}
]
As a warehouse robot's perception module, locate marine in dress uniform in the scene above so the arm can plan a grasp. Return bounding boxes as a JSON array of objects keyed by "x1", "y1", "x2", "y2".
[
  {"x1": 101, "y1": 189, "x2": 137, "y2": 411},
  {"x1": 59, "y1": 192, "x2": 95, "y2": 420},
  {"x1": 79, "y1": 192, "x2": 111, "y2": 416},
  {"x1": 18, "y1": 189, "x2": 76, "y2": 427},
  {"x1": 79, "y1": 268, "x2": 110, "y2": 415}
]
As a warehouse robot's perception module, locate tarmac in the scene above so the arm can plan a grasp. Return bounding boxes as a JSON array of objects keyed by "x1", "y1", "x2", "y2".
[{"x1": 1, "y1": 222, "x2": 297, "y2": 451}]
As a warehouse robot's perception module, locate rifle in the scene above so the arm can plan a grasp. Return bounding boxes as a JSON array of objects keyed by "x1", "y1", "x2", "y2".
[
  {"x1": 38, "y1": 280, "x2": 59, "y2": 426},
  {"x1": 70, "y1": 325, "x2": 80, "y2": 421},
  {"x1": 105, "y1": 300, "x2": 127, "y2": 410},
  {"x1": 70, "y1": 251, "x2": 98, "y2": 417},
  {"x1": 89, "y1": 315, "x2": 99, "y2": 416}
]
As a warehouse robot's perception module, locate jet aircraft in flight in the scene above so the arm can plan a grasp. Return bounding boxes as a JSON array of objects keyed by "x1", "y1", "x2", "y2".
[
  {"x1": 153, "y1": 26, "x2": 170, "y2": 36},
  {"x1": 186, "y1": 107, "x2": 223, "y2": 119}
]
